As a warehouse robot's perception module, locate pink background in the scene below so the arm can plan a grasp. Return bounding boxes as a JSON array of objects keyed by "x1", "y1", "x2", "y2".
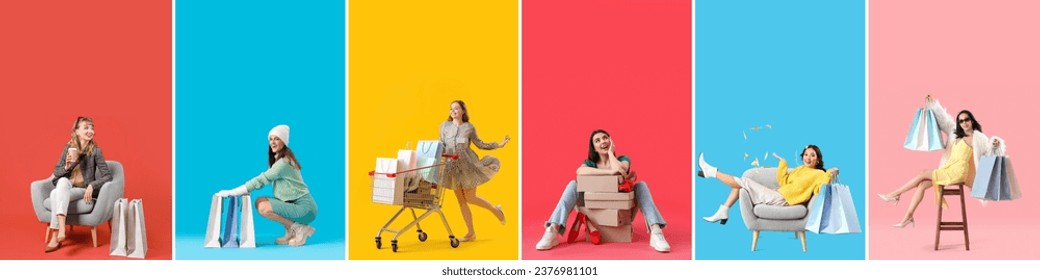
[
  {"x1": 521, "y1": 0, "x2": 691, "y2": 260},
  {"x1": 870, "y1": 0, "x2": 1040, "y2": 259}
]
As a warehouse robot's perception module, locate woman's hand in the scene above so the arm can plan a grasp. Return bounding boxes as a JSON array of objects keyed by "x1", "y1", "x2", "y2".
[
  {"x1": 499, "y1": 135, "x2": 511, "y2": 148},
  {"x1": 216, "y1": 186, "x2": 249, "y2": 197},
  {"x1": 828, "y1": 167, "x2": 840, "y2": 176},
  {"x1": 84, "y1": 185, "x2": 94, "y2": 204},
  {"x1": 993, "y1": 138, "x2": 1001, "y2": 148},
  {"x1": 925, "y1": 94, "x2": 933, "y2": 103},
  {"x1": 64, "y1": 153, "x2": 75, "y2": 170}
]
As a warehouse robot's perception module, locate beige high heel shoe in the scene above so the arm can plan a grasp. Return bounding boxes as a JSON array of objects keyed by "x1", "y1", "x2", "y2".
[
  {"x1": 877, "y1": 193, "x2": 900, "y2": 204},
  {"x1": 893, "y1": 216, "x2": 915, "y2": 228}
]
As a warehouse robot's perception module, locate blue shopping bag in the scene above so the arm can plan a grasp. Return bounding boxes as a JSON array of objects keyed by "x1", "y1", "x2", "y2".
[
  {"x1": 220, "y1": 196, "x2": 241, "y2": 248},
  {"x1": 971, "y1": 156, "x2": 1022, "y2": 201},
  {"x1": 904, "y1": 107, "x2": 945, "y2": 151},
  {"x1": 416, "y1": 140, "x2": 443, "y2": 183},
  {"x1": 806, "y1": 181, "x2": 862, "y2": 234},
  {"x1": 804, "y1": 185, "x2": 829, "y2": 234}
]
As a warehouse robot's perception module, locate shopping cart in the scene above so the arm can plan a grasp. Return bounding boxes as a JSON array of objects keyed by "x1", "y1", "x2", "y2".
[{"x1": 370, "y1": 154, "x2": 460, "y2": 252}]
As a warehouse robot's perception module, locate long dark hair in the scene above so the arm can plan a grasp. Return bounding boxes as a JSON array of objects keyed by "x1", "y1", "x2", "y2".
[
  {"x1": 446, "y1": 100, "x2": 470, "y2": 122},
  {"x1": 801, "y1": 145, "x2": 825, "y2": 171},
  {"x1": 586, "y1": 129, "x2": 610, "y2": 164},
  {"x1": 954, "y1": 110, "x2": 982, "y2": 139},
  {"x1": 270, "y1": 146, "x2": 302, "y2": 170}
]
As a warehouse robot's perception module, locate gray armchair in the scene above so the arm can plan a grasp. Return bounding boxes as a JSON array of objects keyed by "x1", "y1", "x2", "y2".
[
  {"x1": 30, "y1": 160, "x2": 125, "y2": 247},
  {"x1": 738, "y1": 167, "x2": 818, "y2": 252}
]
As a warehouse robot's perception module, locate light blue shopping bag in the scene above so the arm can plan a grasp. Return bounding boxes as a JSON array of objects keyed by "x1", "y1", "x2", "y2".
[
  {"x1": 806, "y1": 180, "x2": 861, "y2": 234},
  {"x1": 904, "y1": 107, "x2": 945, "y2": 151},
  {"x1": 971, "y1": 156, "x2": 1022, "y2": 201}
]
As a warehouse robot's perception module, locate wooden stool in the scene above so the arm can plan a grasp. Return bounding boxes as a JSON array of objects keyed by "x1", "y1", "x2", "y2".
[{"x1": 935, "y1": 184, "x2": 969, "y2": 251}]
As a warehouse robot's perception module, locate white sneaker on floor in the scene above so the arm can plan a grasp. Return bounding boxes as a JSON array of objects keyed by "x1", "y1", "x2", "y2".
[
  {"x1": 288, "y1": 223, "x2": 315, "y2": 247},
  {"x1": 649, "y1": 229, "x2": 670, "y2": 252},
  {"x1": 275, "y1": 226, "x2": 296, "y2": 245},
  {"x1": 535, "y1": 226, "x2": 559, "y2": 250}
]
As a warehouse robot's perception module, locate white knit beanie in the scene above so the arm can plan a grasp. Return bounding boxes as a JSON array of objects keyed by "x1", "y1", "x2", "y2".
[{"x1": 268, "y1": 124, "x2": 290, "y2": 146}]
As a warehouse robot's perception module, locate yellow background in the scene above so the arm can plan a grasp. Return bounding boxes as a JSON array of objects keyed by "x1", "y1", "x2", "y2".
[{"x1": 349, "y1": 1, "x2": 518, "y2": 260}]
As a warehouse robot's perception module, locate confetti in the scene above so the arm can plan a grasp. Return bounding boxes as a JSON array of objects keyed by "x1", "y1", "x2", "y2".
[
  {"x1": 750, "y1": 126, "x2": 762, "y2": 131},
  {"x1": 743, "y1": 131, "x2": 747, "y2": 140},
  {"x1": 764, "y1": 152, "x2": 769, "y2": 162},
  {"x1": 743, "y1": 152, "x2": 749, "y2": 160},
  {"x1": 765, "y1": 124, "x2": 772, "y2": 129},
  {"x1": 751, "y1": 158, "x2": 760, "y2": 167}
]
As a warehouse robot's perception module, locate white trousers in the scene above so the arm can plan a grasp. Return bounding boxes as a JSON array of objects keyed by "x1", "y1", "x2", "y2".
[
  {"x1": 50, "y1": 178, "x2": 86, "y2": 229},
  {"x1": 738, "y1": 177, "x2": 789, "y2": 206}
]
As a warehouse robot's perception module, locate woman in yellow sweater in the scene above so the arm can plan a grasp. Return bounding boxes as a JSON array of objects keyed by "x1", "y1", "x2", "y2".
[{"x1": 697, "y1": 145, "x2": 838, "y2": 225}]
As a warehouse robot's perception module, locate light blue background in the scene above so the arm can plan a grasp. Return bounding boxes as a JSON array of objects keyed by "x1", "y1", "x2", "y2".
[
  {"x1": 174, "y1": 1, "x2": 344, "y2": 260},
  {"x1": 695, "y1": 0, "x2": 866, "y2": 260}
]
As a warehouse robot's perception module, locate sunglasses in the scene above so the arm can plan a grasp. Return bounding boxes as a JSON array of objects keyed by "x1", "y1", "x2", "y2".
[{"x1": 958, "y1": 118, "x2": 972, "y2": 124}]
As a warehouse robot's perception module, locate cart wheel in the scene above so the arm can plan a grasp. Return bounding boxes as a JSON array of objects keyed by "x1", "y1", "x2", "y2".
[
  {"x1": 418, "y1": 231, "x2": 428, "y2": 242},
  {"x1": 391, "y1": 240, "x2": 399, "y2": 253},
  {"x1": 375, "y1": 237, "x2": 382, "y2": 249},
  {"x1": 450, "y1": 237, "x2": 460, "y2": 248}
]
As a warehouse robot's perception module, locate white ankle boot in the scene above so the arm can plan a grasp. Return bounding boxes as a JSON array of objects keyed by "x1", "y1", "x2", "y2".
[
  {"x1": 698, "y1": 153, "x2": 718, "y2": 178},
  {"x1": 649, "y1": 228, "x2": 670, "y2": 252},
  {"x1": 703, "y1": 205, "x2": 729, "y2": 225},
  {"x1": 535, "y1": 225, "x2": 559, "y2": 250}
]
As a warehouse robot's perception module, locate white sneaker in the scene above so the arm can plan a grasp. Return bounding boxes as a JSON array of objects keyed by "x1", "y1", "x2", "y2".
[
  {"x1": 288, "y1": 223, "x2": 315, "y2": 247},
  {"x1": 649, "y1": 229, "x2": 670, "y2": 252},
  {"x1": 702, "y1": 205, "x2": 729, "y2": 225},
  {"x1": 275, "y1": 226, "x2": 296, "y2": 245},
  {"x1": 698, "y1": 153, "x2": 718, "y2": 178},
  {"x1": 535, "y1": 226, "x2": 559, "y2": 250}
]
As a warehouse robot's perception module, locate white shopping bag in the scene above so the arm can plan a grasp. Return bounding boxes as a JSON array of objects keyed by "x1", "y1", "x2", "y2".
[
  {"x1": 109, "y1": 198, "x2": 128, "y2": 256},
  {"x1": 372, "y1": 157, "x2": 403, "y2": 204},
  {"x1": 203, "y1": 195, "x2": 223, "y2": 248},
  {"x1": 398, "y1": 149, "x2": 419, "y2": 191},
  {"x1": 398, "y1": 149, "x2": 417, "y2": 172},
  {"x1": 239, "y1": 195, "x2": 256, "y2": 248},
  {"x1": 127, "y1": 199, "x2": 148, "y2": 258}
]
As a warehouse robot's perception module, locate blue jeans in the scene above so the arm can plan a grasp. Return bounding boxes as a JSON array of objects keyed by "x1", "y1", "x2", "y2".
[{"x1": 545, "y1": 180, "x2": 667, "y2": 234}]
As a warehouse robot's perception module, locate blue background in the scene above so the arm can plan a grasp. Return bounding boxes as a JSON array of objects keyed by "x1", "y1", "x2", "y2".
[
  {"x1": 695, "y1": 0, "x2": 865, "y2": 260},
  {"x1": 174, "y1": 1, "x2": 344, "y2": 260}
]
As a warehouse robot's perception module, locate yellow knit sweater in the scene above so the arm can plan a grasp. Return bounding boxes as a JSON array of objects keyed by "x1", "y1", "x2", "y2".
[{"x1": 776, "y1": 159, "x2": 833, "y2": 205}]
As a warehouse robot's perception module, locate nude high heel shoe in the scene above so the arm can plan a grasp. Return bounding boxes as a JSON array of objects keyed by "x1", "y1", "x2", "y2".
[
  {"x1": 893, "y1": 216, "x2": 915, "y2": 228},
  {"x1": 877, "y1": 193, "x2": 900, "y2": 205}
]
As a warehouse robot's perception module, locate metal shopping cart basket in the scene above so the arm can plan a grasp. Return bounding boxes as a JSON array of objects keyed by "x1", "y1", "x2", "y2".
[{"x1": 369, "y1": 154, "x2": 460, "y2": 252}]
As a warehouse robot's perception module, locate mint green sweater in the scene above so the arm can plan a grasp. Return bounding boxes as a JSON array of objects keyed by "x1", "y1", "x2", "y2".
[{"x1": 243, "y1": 158, "x2": 310, "y2": 201}]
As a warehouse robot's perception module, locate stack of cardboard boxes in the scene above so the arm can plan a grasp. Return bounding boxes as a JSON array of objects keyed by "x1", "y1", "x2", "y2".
[{"x1": 576, "y1": 175, "x2": 638, "y2": 242}]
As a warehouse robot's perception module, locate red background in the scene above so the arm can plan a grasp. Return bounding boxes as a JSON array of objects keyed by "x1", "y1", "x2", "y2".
[
  {"x1": 0, "y1": 1, "x2": 171, "y2": 259},
  {"x1": 521, "y1": 0, "x2": 691, "y2": 260}
]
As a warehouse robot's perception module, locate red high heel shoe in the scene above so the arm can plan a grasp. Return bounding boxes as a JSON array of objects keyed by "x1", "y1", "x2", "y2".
[{"x1": 588, "y1": 226, "x2": 601, "y2": 245}]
